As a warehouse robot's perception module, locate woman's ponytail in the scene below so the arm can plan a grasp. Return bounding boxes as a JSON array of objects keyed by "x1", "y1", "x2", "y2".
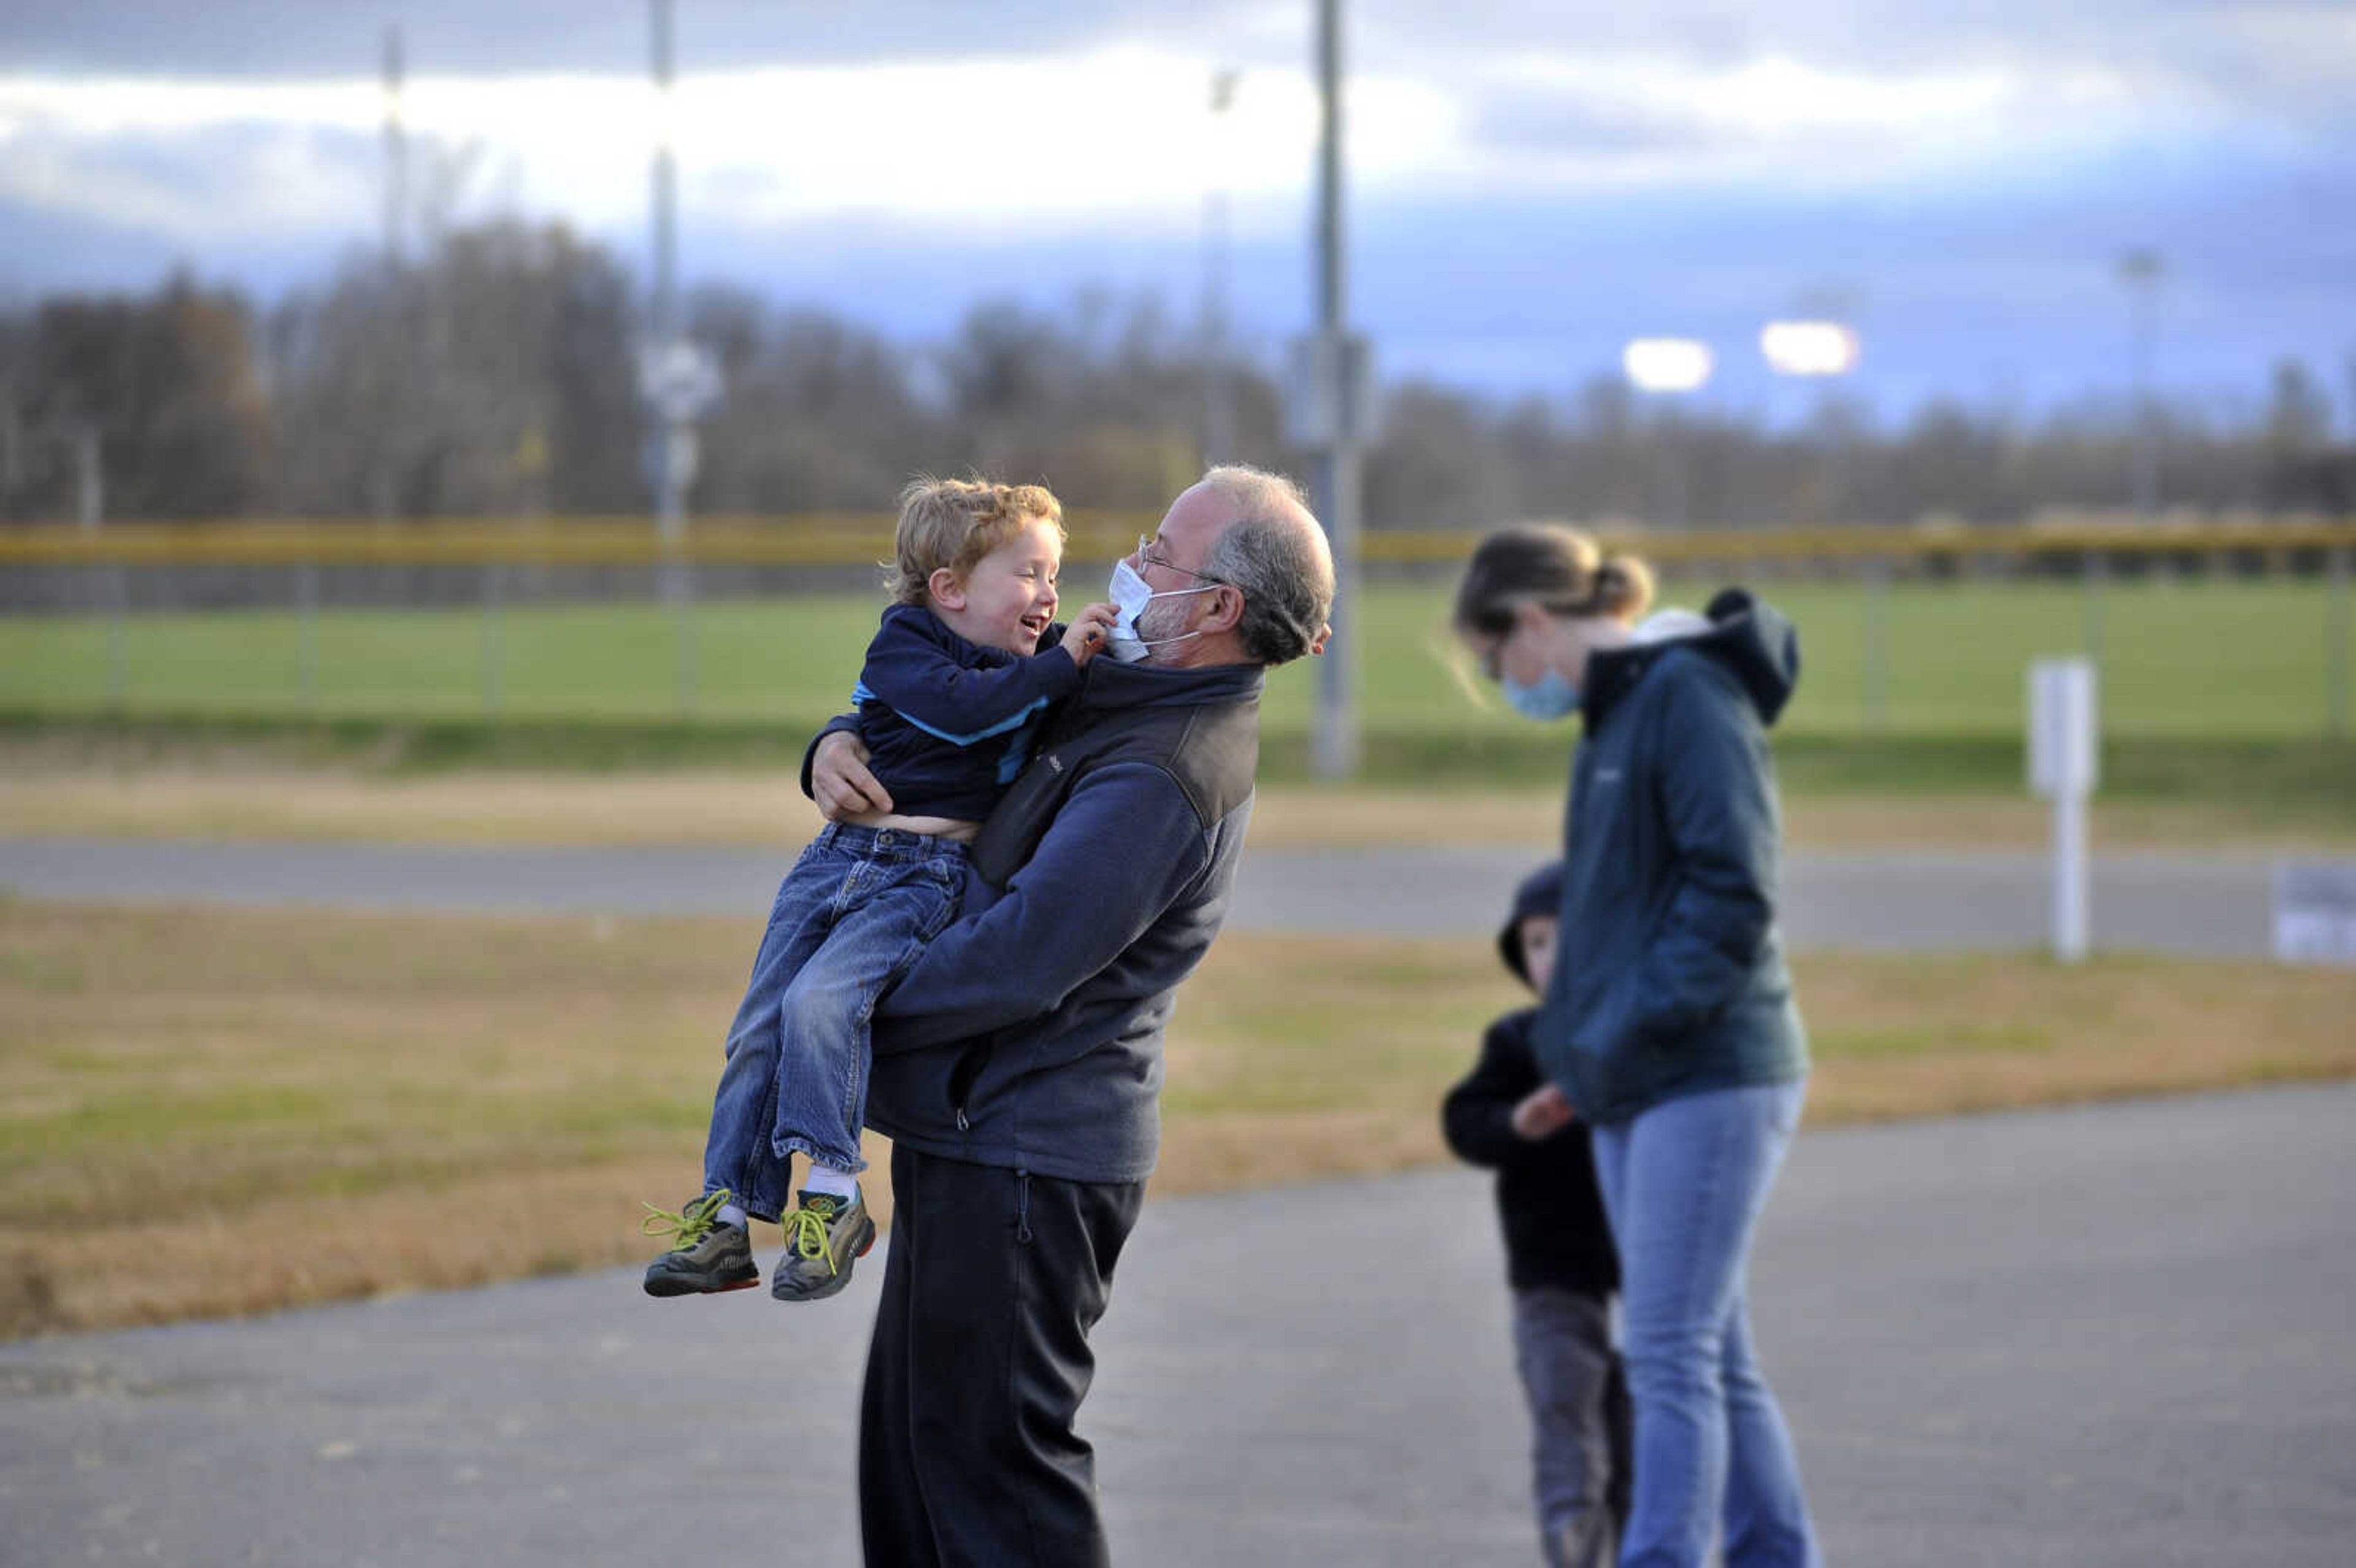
[
  {"x1": 1456, "y1": 523, "x2": 1655, "y2": 633},
  {"x1": 1593, "y1": 554, "x2": 1655, "y2": 622}
]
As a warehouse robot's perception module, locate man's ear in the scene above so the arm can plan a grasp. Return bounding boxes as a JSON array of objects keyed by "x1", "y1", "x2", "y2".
[
  {"x1": 927, "y1": 567, "x2": 967, "y2": 611},
  {"x1": 1198, "y1": 583, "x2": 1246, "y2": 636}
]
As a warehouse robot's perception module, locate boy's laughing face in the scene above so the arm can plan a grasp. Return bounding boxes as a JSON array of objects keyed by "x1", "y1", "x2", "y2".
[{"x1": 932, "y1": 517, "x2": 1064, "y2": 655}]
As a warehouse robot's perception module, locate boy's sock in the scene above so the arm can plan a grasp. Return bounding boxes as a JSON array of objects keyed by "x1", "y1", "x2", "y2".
[
  {"x1": 717, "y1": 1201, "x2": 749, "y2": 1229},
  {"x1": 802, "y1": 1163, "x2": 860, "y2": 1202}
]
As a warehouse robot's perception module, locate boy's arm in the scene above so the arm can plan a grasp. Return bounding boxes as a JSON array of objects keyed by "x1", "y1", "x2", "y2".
[
  {"x1": 858, "y1": 616, "x2": 1083, "y2": 747},
  {"x1": 1441, "y1": 1017, "x2": 1549, "y2": 1169},
  {"x1": 870, "y1": 761, "x2": 1210, "y2": 1053}
]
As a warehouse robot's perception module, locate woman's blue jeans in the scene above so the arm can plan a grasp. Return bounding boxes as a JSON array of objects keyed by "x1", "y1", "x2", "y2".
[
  {"x1": 1588, "y1": 1080, "x2": 1820, "y2": 1568},
  {"x1": 699, "y1": 824, "x2": 964, "y2": 1221}
]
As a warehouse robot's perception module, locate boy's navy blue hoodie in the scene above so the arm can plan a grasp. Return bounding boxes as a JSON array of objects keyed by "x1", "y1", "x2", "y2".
[
  {"x1": 847, "y1": 656, "x2": 1265, "y2": 1184},
  {"x1": 1535, "y1": 589, "x2": 1811, "y2": 1127},
  {"x1": 853, "y1": 604, "x2": 1084, "y2": 821}
]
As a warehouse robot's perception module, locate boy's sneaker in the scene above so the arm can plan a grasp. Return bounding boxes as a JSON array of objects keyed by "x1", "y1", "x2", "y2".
[
  {"x1": 771, "y1": 1187, "x2": 876, "y2": 1303},
  {"x1": 641, "y1": 1189, "x2": 759, "y2": 1297}
]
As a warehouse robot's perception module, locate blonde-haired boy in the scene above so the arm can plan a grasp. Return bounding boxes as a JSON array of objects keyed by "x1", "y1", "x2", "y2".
[{"x1": 644, "y1": 477, "x2": 1115, "y2": 1303}]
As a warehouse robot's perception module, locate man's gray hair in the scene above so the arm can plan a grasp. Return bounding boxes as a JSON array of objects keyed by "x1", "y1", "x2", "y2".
[{"x1": 1197, "y1": 464, "x2": 1335, "y2": 667}]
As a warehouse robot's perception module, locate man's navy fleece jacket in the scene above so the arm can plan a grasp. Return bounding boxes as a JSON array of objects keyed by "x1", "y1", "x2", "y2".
[{"x1": 806, "y1": 656, "x2": 1265, "y2": 1185}]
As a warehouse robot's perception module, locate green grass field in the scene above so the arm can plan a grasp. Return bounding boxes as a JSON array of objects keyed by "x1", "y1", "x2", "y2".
[{"x1": 7, "y1": 577, "x2": 2350, "y2": 740}]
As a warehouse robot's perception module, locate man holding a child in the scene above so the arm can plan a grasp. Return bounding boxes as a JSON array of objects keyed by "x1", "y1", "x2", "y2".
[{"x1": 807, "y1": 464, "x2": 1335, "y2": 1568}]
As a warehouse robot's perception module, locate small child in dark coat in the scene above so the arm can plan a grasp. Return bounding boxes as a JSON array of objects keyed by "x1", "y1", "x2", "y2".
[{"x1": 1442, "y1": 859, "x2": 1631, "y2": 1568}]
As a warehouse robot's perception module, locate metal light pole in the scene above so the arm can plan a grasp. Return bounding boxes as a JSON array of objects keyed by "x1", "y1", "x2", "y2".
[
  {"x1": 650, "y1": 0, "x2": 683, "y2": 574},
  {"x1": 1760, "y1": 320, "x2": 1881, "y2": 724},
  {"x1": 2095, "y1": 249, "x2": 2163, "y2": 666},
  {"x1": 1201, "y1": 69, "x2": 1239, "y2": 467},
  {"x1": 2329, "y1": 541, "x2": 2350, "y2": 740},
  {"x1": 1622, "y1": 337, "x2": 1712, "y2": 529},
  {"x1": 2119, "y1": 250, "x2": 2164, "y2": 518},
  {"x1": 71, "y1": 421, "x2": 124, "y2": 711},
  {"x1": 382, "y1": 25, "x2": 406, "y2": 271},
  {"x1": 1309, "y1": 0, "x2": 1361, "y2": 780},
  {"x1": 644, "y1": 0, "x2": 702, "y2": 713}
]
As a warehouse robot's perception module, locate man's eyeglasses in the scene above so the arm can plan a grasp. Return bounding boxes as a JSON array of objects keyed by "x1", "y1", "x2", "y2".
[{"x1": 1135, "y1": 535, "x2": 1226, "y2": 586}]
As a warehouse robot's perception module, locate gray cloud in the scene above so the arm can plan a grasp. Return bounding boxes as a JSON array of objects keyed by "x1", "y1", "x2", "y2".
[
  {"x1": 1353, "y1": 0, "x2": 2354, "y2": 129},
  {"x1": 8, "y1": 0, "x2": 2346, "y2": 151},
  {"x1": 0, "y1": 0, "x2": 1281, "y2": 77},
  {"x1": 1469, "y1": 94, "x2": 1711, "y2": 159},
  {"x1": 1, "y1": 0, "x2": 2346, "y2": 423}
]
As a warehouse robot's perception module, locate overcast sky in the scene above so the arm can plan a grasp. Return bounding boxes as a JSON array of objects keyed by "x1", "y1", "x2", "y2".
[{"x1": 2, "y1": 0, "x2": 2350, "y2": 426}]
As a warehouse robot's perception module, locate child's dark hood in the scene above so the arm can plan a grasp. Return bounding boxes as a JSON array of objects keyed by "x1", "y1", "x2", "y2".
[{"x1": 1496, "y1": 859, "x2": 1565, "y2": 986}]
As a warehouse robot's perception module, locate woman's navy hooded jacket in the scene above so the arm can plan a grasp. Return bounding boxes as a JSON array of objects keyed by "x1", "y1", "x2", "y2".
[{"x1": 1533, "y1": 588, "x2": 1810, "y2": 1126}]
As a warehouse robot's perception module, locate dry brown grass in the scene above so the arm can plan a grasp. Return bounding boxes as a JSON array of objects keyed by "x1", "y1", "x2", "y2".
[
  {"x1": 1793, "y1": 949, "x2": 2356, "y2": 1120},
  {"x1": 4, "y1": 902, "x2": 2350, "y2": 1339},
  {"x1": 0, "y1": 763, "x2": 2325, "y2": 852},
  {"x1": 1, "y1": 902, "x2": 720, "y2": 1334},
  {"x1": 0, "y1": 766, "x2": 827, "y2": 847}
]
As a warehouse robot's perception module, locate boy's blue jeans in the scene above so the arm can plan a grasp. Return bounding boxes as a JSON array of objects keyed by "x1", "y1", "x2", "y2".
[
  {"x1": 700, "y1": 823, "x2": 965, "y2": 1221},
  {"x1": 1588, "y1": 1080, "x2": 1820, "y2": 1568}
]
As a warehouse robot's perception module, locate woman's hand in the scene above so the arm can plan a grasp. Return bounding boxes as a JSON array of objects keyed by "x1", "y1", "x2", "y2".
[
  {"x1": 811, "y1": 731, "x2": 891, "y2": 821},
  {"x1": 1509, "y1": 1083, "x2": 1576, "y2": 1142}
]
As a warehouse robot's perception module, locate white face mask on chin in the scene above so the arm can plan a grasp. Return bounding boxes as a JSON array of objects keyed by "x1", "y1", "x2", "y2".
[{"x1": 1106, "y1": 558, "x2": 1218, "y2": 663}]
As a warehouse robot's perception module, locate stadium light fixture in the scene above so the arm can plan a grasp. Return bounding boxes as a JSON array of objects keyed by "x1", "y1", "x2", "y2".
[
  {"x1": 1622, "y1": 338, "x2": 1714, "y2": 394},
  {"x1": 1760, "y1": 320, "x2": 1860, "y2": 377}
]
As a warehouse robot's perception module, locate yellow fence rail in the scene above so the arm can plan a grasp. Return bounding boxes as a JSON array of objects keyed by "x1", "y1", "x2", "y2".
[{"x1": 3, "y1": 511, "x2": 2351, "y2": 569}]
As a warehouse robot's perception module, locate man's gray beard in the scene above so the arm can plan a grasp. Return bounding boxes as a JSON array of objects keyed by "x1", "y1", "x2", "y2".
[{"x1": 1130, "y1": 594, "x2": 1196, "y2": 660}]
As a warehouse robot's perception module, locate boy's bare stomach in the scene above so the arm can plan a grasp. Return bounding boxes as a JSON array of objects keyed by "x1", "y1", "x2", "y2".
[{"x1": 843, "y1": 810, "x2": 982, "y2": 844}]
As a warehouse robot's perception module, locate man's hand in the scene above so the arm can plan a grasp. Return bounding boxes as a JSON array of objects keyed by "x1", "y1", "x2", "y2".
[
  {"x1": 1060, "y1": 602, "x2": 1119, "y2": 667},
  {"x1": 1509, "y1": 1083, "x2": 1576, "y2": 1142},
  {"x1": 812, "y1": 730, "x2": 891, "y2": 821}
]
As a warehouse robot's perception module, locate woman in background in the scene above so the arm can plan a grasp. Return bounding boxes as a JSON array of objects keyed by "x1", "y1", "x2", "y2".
[{"x1": 1452, "y1": 524, "x2": 1820, "y2": 1568}]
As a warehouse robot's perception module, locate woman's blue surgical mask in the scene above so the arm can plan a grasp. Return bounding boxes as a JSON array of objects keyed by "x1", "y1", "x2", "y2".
[
  {"x1": 1501, "y1": 667, "x2": 1581, "y2": 722},
  {"x1": 1106, "y1": 558, "x2": 1219, "y2": 663}
]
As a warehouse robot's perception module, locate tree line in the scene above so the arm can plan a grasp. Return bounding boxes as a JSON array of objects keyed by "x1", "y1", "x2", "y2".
[{"x1": 2, "y1": 217, "x2": 2349, "y2": 529}]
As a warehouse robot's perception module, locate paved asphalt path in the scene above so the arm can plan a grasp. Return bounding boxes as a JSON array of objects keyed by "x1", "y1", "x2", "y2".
[
  {"x1": 0, "y1": 836, "x2": 2296, "y2": 955},
  {"x1": 4, "y1": 1082, "x2": 2351, "y2": 1567}
]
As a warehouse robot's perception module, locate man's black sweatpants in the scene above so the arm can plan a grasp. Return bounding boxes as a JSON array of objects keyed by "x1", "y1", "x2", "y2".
[{"x1": 859, "y1": 1142, "x2": 1146, "y2": 1568}]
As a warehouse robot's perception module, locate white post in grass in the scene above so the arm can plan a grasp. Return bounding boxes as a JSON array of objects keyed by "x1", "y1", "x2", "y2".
[{"x1": 2028, "y1": 658, "x2": 2099, "y2": 962}]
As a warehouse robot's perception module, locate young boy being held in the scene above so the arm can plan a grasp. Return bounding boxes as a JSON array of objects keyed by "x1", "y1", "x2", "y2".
[
  {"x1": 1442, "y1": 860, "x2": 1631, "y2": 1568},
  {"x1": 643, "y1": 477, "x2": 1116, "y2": 1304}
]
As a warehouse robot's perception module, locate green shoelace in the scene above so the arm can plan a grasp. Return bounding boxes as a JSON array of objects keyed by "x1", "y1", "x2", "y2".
[
  {"x1": 783, "y1": 1199, "x2": 845, "y2": 1274},
  {"x1": 641, "y1": 1188, "x2": 733, "y2": 1251}
]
